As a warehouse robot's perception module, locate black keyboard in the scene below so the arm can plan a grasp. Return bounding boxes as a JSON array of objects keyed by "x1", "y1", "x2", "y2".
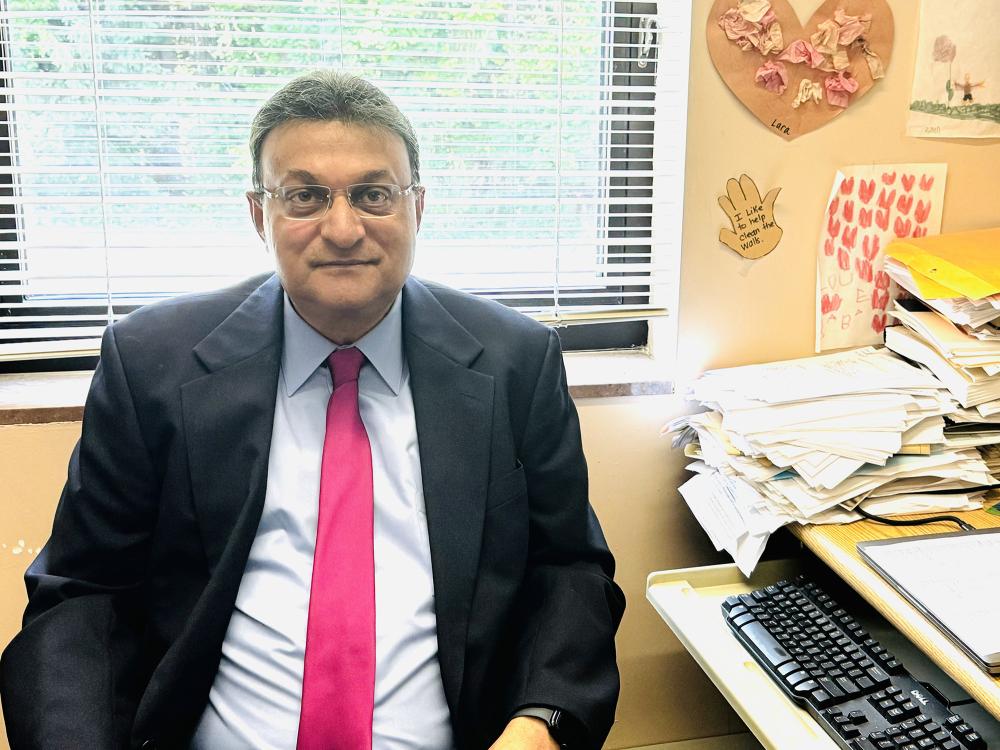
[{"x1": 722, "y1": 576, "x2": 988, "y2": 750}]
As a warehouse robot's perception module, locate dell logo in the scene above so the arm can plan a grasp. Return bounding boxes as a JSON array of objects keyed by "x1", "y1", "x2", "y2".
[{"x1": 910, "y1": 689, "x2": 929, "y2": 706}]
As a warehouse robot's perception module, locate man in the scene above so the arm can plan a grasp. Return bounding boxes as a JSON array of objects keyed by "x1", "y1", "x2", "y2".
[{"x1": 0, "y1": 71, "x2": 624, "y2": 749}]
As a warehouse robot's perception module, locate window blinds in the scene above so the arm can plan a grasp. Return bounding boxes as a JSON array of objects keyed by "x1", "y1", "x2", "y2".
[{"x1": 0, "y1": 1, "x2": 689, "y2": 361}]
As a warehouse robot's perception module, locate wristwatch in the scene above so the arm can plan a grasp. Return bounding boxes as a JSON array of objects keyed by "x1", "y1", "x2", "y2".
[{"x1": 512, "y1": 706, "x2": 572, "y2": 748}]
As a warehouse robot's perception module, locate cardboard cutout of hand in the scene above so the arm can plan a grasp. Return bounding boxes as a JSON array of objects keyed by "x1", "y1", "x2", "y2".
[{"x1": 718, "y1": 174, "x2": 782, "y2": 259}]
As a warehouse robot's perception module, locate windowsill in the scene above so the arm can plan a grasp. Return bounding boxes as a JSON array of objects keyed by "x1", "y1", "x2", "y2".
[
  {"x1": 564, "y1": 350, "x2": 673, "y2": 398},
  {"x1": 0, "y1": 371, "x2": 93, "y2": 425},
  {"x1": 0, "y1": 351, "x2": 673, "y2": 425}
]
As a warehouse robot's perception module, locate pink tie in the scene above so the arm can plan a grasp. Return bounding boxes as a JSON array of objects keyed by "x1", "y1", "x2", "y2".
[{"x1": 297, "y1": 346, "x2": 375, "y2": 750}]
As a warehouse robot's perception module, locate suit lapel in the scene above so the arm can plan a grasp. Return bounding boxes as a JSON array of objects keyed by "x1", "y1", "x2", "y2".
[
  {"x1": 136, "y1": 276, "x2": 284, "y2": 742},
  {"x1": 182, "y1": 274, "x2": 284, "y2": 574},
  {"x1": 403, "y1": 278, "x2": 493, "y2": 717}
]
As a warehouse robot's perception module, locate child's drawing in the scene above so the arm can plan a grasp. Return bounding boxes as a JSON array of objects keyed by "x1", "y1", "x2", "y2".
[{"x1": 907, "y1": 0, "x2": 1000, "y2": 137}]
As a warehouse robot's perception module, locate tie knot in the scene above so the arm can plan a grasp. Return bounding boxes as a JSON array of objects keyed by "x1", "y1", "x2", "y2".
[{"x1": 329, "y1": 347, "x2": 365, "y2": 388}]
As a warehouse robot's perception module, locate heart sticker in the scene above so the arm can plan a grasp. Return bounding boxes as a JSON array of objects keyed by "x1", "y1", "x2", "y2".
[{"x1": 707, "y1": 0, "x2": 894, "y2": 141}]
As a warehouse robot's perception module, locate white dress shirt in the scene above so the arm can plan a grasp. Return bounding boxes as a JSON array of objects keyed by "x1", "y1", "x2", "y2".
[{"x1": 191, "y1": 292, "x2": 453, "y2": 749}]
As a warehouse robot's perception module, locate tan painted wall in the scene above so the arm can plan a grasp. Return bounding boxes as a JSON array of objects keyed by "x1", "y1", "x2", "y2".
[
  {"x1": 2, "y1": 1, "x2": 999, "y2": 748},
  {"x1": 679, "y1": 0, "x2": 1000, "y2": 375},
  {"x1": 0, "y1": 422, "x2": 81, "y2": 749}
]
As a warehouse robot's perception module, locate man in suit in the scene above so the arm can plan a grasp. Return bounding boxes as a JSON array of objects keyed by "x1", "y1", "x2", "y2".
[{"x1": 0, "y1": 71, "x2": 624, "y2": 750}]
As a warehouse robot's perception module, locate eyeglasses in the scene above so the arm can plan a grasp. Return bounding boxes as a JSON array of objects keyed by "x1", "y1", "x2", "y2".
[{"x1": 258, "y1": 183, "x2": 423, "y2": 220}]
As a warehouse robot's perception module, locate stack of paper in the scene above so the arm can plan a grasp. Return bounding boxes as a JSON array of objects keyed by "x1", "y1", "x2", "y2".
[
  {"x1": 666, "y1": 347, "x2": 996, "y2": 576},
  {"x1": 885, "y1": 257, "x2": 1000, "y2": 330},
  {"x1": 885, "y1": 227, "x2": 1000, "y2": 324},
  {"x1": 883, "y1": 228, "x2": 1000, "y2": 414},
  {"x1": 980, "y1": 446, "x2": 1000, "y2": 476},
  {"x1": 885, "y1": 301, "x2": 1000, "y2": 408}
]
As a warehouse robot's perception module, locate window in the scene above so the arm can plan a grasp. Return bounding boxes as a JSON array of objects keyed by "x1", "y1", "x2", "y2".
[{"x1": 0, "y1": 1, "x2": 689, "y2": 366}]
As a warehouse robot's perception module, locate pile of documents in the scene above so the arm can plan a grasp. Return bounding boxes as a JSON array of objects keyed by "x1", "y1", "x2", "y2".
[
  {"x1": 884, "y1": 227, "x2": 1000, "y2": 415},
  {"x1": 666, "y1": 346, "x2": 998, "y2": 576}
]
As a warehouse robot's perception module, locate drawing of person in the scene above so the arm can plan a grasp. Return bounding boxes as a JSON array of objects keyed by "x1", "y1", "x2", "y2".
[{"x1": 953, "y1": 72, "x2": 986, "y2": 103}]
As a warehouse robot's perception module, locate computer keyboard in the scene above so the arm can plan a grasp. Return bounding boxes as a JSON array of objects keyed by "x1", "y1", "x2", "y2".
[{"x1": 722, "y1": 576, "x2": 988, "y2": 750}]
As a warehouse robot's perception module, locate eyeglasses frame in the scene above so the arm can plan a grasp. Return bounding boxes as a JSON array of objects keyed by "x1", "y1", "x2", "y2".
[{"x1": 255, "y1": 182, "x2": 424, "y2": 221}]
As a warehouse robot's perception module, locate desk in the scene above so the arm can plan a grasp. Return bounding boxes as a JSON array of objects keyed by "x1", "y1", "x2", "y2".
[
  {"x1": 647, "y1": 508, "x2": 1000, "y2": 749},
  {"x1": 790, "y1": 507, "x2": 1000, "y2": 720}
]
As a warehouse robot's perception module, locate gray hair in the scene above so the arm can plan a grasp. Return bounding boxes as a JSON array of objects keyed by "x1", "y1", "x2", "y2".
[{"x1": 249, "y1": 71, "x2": 420, "y2": 190}]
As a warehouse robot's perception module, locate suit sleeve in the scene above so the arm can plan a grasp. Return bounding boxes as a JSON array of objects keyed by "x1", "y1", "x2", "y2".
[
  {"x1": 505, "y1": 328, "x2": 626, "y2": 749},
  {"x1": 0, "y1": 325, "x2": 157, "y2": 749}
]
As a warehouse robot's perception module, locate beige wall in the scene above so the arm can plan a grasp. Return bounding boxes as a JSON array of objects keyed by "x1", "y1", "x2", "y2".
[
  {"x1": 0, "y1": 422, "x2": 81, "y2": 748},
  {"x1": 578, "y1": 395, "x2": 744, "y2": 749},
  {"x1": 2, "y1": 1, "x2": 999, "y2": 748},
  {"x1": 679, "y1": 0, "x2": 1000, "y2": 375}
]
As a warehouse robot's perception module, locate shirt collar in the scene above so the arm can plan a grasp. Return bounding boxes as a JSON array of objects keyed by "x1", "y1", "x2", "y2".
[{"x1": 281, "y1": 290, "x2": 405, "y2": 397}]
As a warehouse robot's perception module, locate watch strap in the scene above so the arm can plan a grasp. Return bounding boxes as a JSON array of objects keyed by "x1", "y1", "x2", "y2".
[{"x1": 512, "y1": 706, "x2": 568, "y2": 747}]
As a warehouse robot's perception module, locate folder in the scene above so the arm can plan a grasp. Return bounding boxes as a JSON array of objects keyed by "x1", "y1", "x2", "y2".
[{"x1": 886, "y1": 227, "x2": 1000, "y2": 301}]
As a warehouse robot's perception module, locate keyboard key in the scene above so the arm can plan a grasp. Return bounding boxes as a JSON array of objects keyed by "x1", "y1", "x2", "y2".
[
  {"x1": 740, "y1": 621, "x2": 793, "y2": 667},
  {"x1": 866, "y1": 664, "x2": 891, "y2": 687},
  {"x1": 835, "y1": 675, "x2": 861, "y2": 697},
  {"x1": 732, "y1": 612, "x2": 755, "y2": 628},
  {"x1": 792, "y1": 679, "x2": 819, "y2": 696},
  {"x1": 784, "y1": 670, "x2": 811, "y2": 687},
  {"x1": 776, "y1": 661, "x2": 800, "y2": 676},
  {"x1": 883, "y1": 658, "x2": 904, "y2": 674},
  {"x1": 817, "y1": 677, "x2": 845, "y2": 700},
  {"x1": 810, "y1": 688, "x2": 834, "y2": 707}
]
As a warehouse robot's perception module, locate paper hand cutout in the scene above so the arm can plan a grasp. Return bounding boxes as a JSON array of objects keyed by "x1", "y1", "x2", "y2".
[{"x1": 718, "y1": 174, "x2": 782, "y2": 259}]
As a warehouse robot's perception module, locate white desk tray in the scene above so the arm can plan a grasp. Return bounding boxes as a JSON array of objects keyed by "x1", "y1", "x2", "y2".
[{"x1": 646, "y1": 559, "x2": 837, "y2": 750}]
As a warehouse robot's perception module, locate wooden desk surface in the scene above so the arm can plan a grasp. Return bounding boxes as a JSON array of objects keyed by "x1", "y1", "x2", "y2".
[{"x1": 790, "y1": 508, "x2": 1000, "y2": 720}]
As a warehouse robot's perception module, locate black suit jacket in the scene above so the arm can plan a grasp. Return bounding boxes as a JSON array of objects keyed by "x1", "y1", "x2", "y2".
[{"x1": 1, "y1": 274, "x2": 624, "y2": 749}]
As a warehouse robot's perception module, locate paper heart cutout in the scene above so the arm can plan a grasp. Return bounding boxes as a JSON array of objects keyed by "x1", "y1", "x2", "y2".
[{"x1": 707, "y1": 0, "x2": 894, "y2": 141}]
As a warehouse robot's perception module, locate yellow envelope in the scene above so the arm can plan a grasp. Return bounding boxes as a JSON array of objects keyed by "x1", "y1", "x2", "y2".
[
  {"x1": 906, "y1": 266, "x2": 963, "y2": 300},
  {"x1": 886, "y1": 228, "x2": 1000, "y2": 301}
]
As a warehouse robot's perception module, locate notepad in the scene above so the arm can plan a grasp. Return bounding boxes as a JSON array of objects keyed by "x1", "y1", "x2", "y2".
[{"x1": 858, "y1": 528, "x2": 1000, "y2": 675}]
